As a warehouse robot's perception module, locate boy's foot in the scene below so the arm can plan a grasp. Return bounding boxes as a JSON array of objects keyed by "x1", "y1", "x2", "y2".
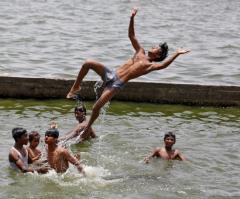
[{"x1": 66, "y1": 89, "x2": 81, "y2": 99}]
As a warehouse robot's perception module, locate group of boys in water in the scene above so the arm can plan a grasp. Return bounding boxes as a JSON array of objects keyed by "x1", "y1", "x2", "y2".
[{"x1": 8, "y1": 8, "x2": 188, "y2": 174}]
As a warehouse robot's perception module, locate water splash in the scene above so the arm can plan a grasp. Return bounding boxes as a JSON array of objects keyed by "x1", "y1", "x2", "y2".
[
  {"x1": 28, "y1": 165, "x2": 119, "y2": 188},
  {"x1": 94, "y1": 80, "x2": 104, "y2": 100},
  {"x1": 75, "y1": 93, "x2": 84, "y2": 108},
  {"x1": 42, "y1": 81, "x2": 111, "y2": 176},
  {"x1": 93, "y1": 80, "x2": 110, "y2": 165}
]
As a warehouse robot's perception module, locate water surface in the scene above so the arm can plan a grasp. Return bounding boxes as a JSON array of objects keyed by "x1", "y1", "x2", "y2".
[
  {"x1": 0, "y1": 99, "x2": 239, "y2": 198},
  {"x1": 0, "y1": 0, "x2": 239, "y2": 85}
]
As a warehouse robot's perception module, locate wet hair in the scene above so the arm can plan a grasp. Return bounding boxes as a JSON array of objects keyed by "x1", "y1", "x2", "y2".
[
  {"x1": 74, "y1": 105, "x2": 86, "y2": 115},
  {"x1": 45, "y1": 128, "x2": 59, "y2": 138},
  {"x1": 12, "y1": 127, "x2": 27, "y2": 142},
  {"x1": 29, "y1": 131, "x2": 40, "y2": 142},
  {"x1": 155, "y1": 42, "x2": 168, "y2": 62},
  {"x1": 164, "y1": 132, "x2": 176, "y2": 141}
]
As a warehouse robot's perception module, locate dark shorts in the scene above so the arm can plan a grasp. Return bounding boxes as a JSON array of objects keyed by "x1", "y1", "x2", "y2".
[{"x1": 103, "y1": 66, "x2": 125, "y2": 89}]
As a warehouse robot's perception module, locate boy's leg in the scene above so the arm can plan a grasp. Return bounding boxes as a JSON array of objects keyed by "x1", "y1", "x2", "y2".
[
  {"x1": 80, "y1": 87, "x2": 119, "y2": 140},
  {"x1": 67, "y1": 60, "x2": 106, "y2": 98}
]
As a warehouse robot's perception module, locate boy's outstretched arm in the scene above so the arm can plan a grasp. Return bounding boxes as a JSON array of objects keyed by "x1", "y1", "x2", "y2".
[
  {"x1": 144, "y1": 148, "x2": 161, "y2": 163},
  {"x1": 176, "y1": 150, "x2": 186, "y2": 161},
  {"x1": 9, "y1": 152, "x2": 48, "y2": 173},
  {"x1": 64, "y1": 149, "x2": 84, "y2": 173},
  {"x1": 149, "y1": 48, "x2": 190, "y2": 71},
  {"x1": 128, "y1": 8, "x2": 142, "y2": 52}
]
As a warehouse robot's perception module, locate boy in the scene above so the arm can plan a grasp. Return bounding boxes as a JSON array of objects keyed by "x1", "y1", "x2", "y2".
[
  {"x1": 44, "y1": 128, "x2": 84, "y2": 173},
  {"x1": 58, "y1": 105, "x2": 96, "y2": 143},
  {"x1": 27, "y1": 131, "x2": 42, "y2": 163},
  {"x1": 66, "y1": 8, "x2": 190, "y2": 140},
  {"x1": 8, "y1": 127, "x2": 48, "y2": 173},
  {"x1": 144, "y1": 132, "x2": 186, "y2": 163}
]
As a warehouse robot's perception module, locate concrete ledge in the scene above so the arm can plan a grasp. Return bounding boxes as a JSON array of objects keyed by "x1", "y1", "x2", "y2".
[{"x1": 0, "y1": 76, "x2": 239, "y2": 106}]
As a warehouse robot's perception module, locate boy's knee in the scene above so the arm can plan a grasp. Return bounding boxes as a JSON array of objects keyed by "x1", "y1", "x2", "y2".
[
  {"x1": 82, "y1": 59, "x2": 96, "y2": 70},
  {"x1": 82, "y1": 61, "x2": 90, "y2": 68},
  {"x1": 84, "y1": 59, "x2": 95, "y2": 66}
]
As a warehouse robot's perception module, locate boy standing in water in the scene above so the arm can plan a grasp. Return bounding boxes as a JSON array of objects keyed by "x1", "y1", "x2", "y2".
[
  {"x1": 8, "y1": 127, "x2": 48, "y2": 173},
  {"x1": 44, "y1": 128, "x2": 84, "y2": 173},
  {"x1": 144, "y1": 132, "x2": 186, "y2": 163},
  {"x1": 27, "y1": 131, "x2": 42, "y2": 163},
  {"x1": 66, "y1": 8, "x2": 190, "y2": 141},
  {"x1": 58, "y1": 105, "x2": 96, "y2": 143}
]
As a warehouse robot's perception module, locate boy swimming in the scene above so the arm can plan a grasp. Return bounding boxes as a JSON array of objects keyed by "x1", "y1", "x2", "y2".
[
  {"x1": 144, "y1": 132, "x2": 186, "y2": 163},
  {"x1": 58, "y1": 105, "x2": 96, "y2": 143}
]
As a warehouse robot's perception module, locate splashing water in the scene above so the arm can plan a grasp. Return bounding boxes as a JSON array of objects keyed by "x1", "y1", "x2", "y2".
[
  {"x1": 93, "y1": 80, "x2": 111, "y2": 123},
  {"x1": 27, "y1": 164, "x2": 118, "y2": 189},
  {"x1": 75, "y1": 93, "x2": 84, "y2": 108},
  {"x1": 94, "y1": 80, "x2": 104, "y2": 100},
  {"x1": 37, "y1": 81, "x2": 112, "y2": 181},
  {"x1": 94, "y1": 81, "x2": 110, "y2": 165}
]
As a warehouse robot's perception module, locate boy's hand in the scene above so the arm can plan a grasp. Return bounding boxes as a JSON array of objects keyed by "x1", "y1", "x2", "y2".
[
  {"x1": 131, "y1": 8, "x2": 138, "y2": 17},
  {"x1": 37, "y1": 165, "x2": 49, "y2": 174},
  {"x1": 50, "y1": 121, "x2": 58, "y2": 129},
  {"x1": 36, "y1": 153, "x2": 41, "y2": 160},
  {"x1": 76, "y1": 164, "x2": 85, "y2": 175},
  {"x1": 176, "y1": 48, "x2": 190, "y2": 55},
  {"x1": 144, "y1": 157, "x2": 150, "y2": 164}
]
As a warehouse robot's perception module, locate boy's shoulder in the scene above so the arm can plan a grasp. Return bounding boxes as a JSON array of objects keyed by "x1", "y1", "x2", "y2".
[
  {"x1": 57, "y1": 146, "x2": 70, "y2": 156},
  {"x1": 155, "y1": 147, "x2": 165, "y2": 153},
  {"x1": 152, "y1": 147, "x2": 162, "y2": 157},
  {"x1": 154, "y1": 147, "x2": 161, "y2": 151}
]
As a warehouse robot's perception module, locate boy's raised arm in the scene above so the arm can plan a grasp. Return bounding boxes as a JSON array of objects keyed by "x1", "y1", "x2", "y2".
[
  {"x1": 128, "y1": 8, "x2": 142, "y2": 52},
  {"x1": 144, "y1": 148, "x2": 160, "y2": 163},
  {"x1": 64, "y1": 150, "x2": 84, "y2": 173}
]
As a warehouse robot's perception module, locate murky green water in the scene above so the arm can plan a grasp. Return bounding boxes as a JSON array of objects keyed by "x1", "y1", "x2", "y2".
[{"x1": 0, "y1": 99, "x2": 239, "y2": 199}]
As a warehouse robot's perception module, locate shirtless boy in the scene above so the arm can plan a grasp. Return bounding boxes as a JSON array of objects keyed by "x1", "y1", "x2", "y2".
[
  {"x1": 9, "y1": 127, "x2": 48, "y2": 173},
  {"x1": 144, "y1": 132, "x2": 186, "y2": 163},
  {"x1": 44, "y1": 128, "x2": 84, "y2": 173},
  {"x1": 67, "y1": 8, "x2": 190, "y2": 140},
  {"x1": 27, "y1": 131, "x2": 42, "y2": 163},
  {"x1": 58, "y1": 105, "x2": 96, "y2": 143}
]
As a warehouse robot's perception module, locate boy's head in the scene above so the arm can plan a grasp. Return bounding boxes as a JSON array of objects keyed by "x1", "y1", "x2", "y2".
[
  {"x1": 45, "y1": 129, "x2": 59, "y2": 138},
  {"x1": 45, "y1": 128, "x2": 59, "y2": 144},
  {"x1": 74, "y1": 105, "x2": 86, "y2": 115},
  {"x1": 74, "y1": 105, "x2": 86, "y2": 122},
  {"x1": 12, "y1": 127, "x2": 28, "y2": 144},
  {"x1": 164, "y1": 132, "x2": 176, "y2": 146},
  {"x1": 29, "y1": 131, "x2": 40, "y2": 147},
  {"x1": 148, "y1": 42, "x2": 168, "y2": 62}
]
